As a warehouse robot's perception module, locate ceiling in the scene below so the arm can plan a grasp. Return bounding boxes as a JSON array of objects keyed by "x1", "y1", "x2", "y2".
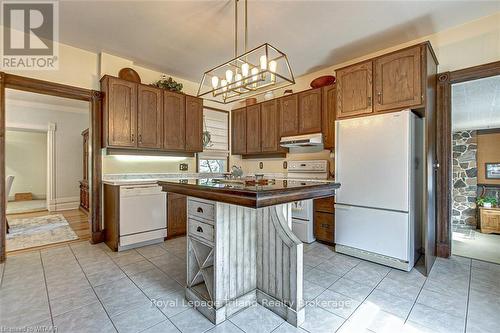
[
  {"x1": 452, "y1": 75, "x2": 500, "y2": 131},
  {"x1": 58, "y1": 1, "x2": 500, "y2": 82}
]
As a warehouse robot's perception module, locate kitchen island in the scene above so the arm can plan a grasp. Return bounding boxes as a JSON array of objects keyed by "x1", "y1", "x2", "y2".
[{"x1": 158, "y1": 178, "x2": 340, "y2": 326}]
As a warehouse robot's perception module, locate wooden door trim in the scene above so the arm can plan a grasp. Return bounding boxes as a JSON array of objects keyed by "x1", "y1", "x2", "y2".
[
  {"x1": 436, "y1": 61, "x2": 500, "y2": 258},
  {"x1": 0, "y1": 72, "x2": 103, "y2": 263}
]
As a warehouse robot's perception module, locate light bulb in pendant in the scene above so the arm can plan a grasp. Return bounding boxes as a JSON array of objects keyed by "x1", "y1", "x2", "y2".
[
  {"x1": 269, "y1": 60, "x2": 277, "y2": 82},
  {"x1": 235, "y1": 73, "x2": 242, "y2": 87},
  {"x1": 251, "y1": 67, "x2": 259, "y2": 81},
  {"x1": 221, "y1": 79, "x2": 228, "y2": 92},
  {"x1": 225, "y1": 69, "x2": 233, "y2": 83},
  {"x1": 241, "y1": 63, "x2": 249, "y2": 77},
  {"x1": 260, "y1": 55, "x2": 267, "y2": 70},
  {"x1": 211, "y1": 76, "x2": 219, "y2": 89}
]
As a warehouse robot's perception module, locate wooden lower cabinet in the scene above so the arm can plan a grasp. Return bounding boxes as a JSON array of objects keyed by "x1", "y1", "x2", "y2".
[
  {"x1": 167, "y1": 193, "x2": 187, "y2": 238},
  {"x1": 313, "y1": 196, "x2": 335, "y2": 244},
  {"x1": 480, "y1": 207, "x2": 500, "y2": 234}
]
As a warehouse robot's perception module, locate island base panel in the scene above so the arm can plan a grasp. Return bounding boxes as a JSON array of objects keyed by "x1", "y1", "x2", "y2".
[{"x1": 186, "y1": 199, "x2": 305, "y2": 326}]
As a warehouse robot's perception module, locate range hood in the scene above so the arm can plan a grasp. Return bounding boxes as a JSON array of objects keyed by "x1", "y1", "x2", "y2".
[{"x1": 280, "y1": 133, "x2": 323, "y2": 148}]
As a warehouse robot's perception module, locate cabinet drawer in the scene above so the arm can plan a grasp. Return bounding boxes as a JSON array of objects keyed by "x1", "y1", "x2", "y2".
[
  {"x1": 188, "y1": 199, "x2": 215, "y2": 222},
  {"x1": 188, "y1": 218, "x2": 214, "y2": 243},
  {"x1": 314, "y1": 196, "x2": 335, "y2": 213},
  {"x1": 314, "y1": 212, "x2": 334, "y2": 243}
]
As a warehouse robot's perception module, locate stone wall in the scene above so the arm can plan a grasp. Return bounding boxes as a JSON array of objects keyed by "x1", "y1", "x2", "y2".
[{"x1": 452, "y1": 130, "x2": 478, "y2": 228}]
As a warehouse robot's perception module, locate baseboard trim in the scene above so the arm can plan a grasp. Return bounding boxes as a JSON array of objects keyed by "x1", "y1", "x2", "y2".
[{"x1": 48, "y1": 196, "x2": 79, "y2": 212}]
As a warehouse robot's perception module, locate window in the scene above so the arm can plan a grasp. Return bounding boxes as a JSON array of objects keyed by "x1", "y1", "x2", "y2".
[
  {"x1": 198, "y1": 108, "x2": 229, "y2": 173},
  {"x1": 198, "y1": 157, "x2": 227, "y2": 173}
]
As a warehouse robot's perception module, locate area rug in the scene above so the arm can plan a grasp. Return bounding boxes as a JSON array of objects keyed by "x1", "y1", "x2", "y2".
[{"x1": 6, "y1": 214, "x2": 79, "y2": 251}]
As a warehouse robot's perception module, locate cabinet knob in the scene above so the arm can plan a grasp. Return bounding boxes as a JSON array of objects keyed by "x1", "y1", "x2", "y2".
[
  {"x1": 197, "y1": 207, "x2": 204, "y2": 213},
  {"x1": 196, "y1": 226, "x2": 203, "y2": 233},
  {"x1": 138, "y1": 134, "x2": 142, "y2": 143},
  {"x1": 377, "y1": 92, "x2": 382, "y2": 104},
  {"x1": 131, "y1": 134, "x2": 135, "y2": 142}
]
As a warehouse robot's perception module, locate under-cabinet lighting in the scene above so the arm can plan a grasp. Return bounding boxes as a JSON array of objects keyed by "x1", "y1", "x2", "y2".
[{"x1": 113, "y1": 155, "x2": 187, "y2": 162}]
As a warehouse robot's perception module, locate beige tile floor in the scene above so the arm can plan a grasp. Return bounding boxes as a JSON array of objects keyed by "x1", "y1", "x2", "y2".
[
  {"x1": 452, "y1": 228, "x2": 500, "y2": 264},
  {"x1": 1, "y1": 237, "x2": 499, "y2": 333}
]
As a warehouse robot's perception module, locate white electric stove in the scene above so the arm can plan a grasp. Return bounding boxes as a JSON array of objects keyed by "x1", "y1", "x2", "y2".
[{"x1": 287, "y1": 160, "x2": 330, "y2": 243}]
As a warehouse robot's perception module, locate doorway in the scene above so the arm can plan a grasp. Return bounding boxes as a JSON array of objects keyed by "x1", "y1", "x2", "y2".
[
  {"x1": 4, "y1": 90, "x2": 90, "y2": 252},
  {"x1": 0, "y1": 72, "x2": 103, "y2": 263},
  {"x1": 436, "y1": 61, "x2": 500, "y2": 262},
  {"x1": 450, "y1": 75, "x2": 500, "y2": 263}
]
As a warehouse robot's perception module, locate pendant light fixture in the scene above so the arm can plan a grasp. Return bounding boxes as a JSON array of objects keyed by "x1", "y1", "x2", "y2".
[{"x1": 197, "y1": 0, "x2": 295, "y2": 104}]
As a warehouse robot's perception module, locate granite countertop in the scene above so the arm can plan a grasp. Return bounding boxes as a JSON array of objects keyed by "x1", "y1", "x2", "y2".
[{"x1": 158, "y1": 178, "x2": 340, "y2": 208}]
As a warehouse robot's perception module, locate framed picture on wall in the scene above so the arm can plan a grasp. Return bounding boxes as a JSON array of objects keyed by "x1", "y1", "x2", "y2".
[{"x1": 485, "y1": 163, "x2": 500, "y2": 179}]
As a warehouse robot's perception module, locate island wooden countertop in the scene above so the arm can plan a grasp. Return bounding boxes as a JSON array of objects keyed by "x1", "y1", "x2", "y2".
[{"x1": 158, "y1": 178, "x2": 340, "y2": 208}]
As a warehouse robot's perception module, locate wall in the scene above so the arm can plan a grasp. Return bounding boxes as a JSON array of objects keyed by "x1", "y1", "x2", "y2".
[
  {"x1": 477, "y1": 130, "x2": 500, "y2": 186},
  {"x1": 102, "y1": 155, "x2": 196, "y2": 175},
  {"x1": 6, "y1": 99, "x2": 89, "y2": 206},
  {"x1": 452, "y1": 130, "x2": 478, "y2": 228},
  {"x1": 5, "y1": 130, "x2": 47, "y2": 200}
]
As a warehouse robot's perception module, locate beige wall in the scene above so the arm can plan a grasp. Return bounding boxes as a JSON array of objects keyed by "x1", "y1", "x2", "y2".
[
  {"x1": 477, "y1": 130, "x2": 500, "y2": 186},
  {"x1": 5, "y1": 130, "x2": 48, "y2": 200},
  {"x1": 102, "y1": 155, "x2": 196, "y2": 175}
]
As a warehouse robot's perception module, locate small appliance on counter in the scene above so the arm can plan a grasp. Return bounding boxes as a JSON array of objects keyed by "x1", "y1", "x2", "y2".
[{"x1": 288, "y1": 160, "x2": 330, "y2": 243}]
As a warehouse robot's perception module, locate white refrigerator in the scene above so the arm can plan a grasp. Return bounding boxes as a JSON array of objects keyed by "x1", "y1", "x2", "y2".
[{"x1": 334, "y1": 110, "x2": 423, "y2": 271}]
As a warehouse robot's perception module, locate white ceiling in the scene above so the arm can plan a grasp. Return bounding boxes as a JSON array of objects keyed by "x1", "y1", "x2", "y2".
[
  {"x1": 58, "y1": 1, "x2": 500, "y2": 83},
  {"x1": 452, "y1": 75, "x2": 500, "y2": 131}
]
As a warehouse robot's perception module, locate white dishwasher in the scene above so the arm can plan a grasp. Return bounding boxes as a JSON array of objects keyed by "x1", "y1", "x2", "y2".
[{"x1": 119, "y1": 184, "x2": 167, "y2": 250}]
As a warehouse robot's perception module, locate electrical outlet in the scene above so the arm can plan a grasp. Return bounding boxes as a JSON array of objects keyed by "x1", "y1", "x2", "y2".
[
  {"x1": 283, "y1": 161, "x2": 288, "y2": 169},
  {"x1": 259, "y1": 162, "x2": 263, "y2": 169},
  {"x1": 179, "y1": 163, "x2": 188, "y2": 171}
]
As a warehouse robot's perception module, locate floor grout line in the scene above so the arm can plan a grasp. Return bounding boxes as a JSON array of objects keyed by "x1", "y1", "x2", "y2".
[
  {"x1": 464, "y1": 259, "x2": 473, "y2": 333},
  {"x1": 105, "y1": 245, "x2": 188, "y2": 333},
  {"x1": 68, "y1": 244, "x2": 120, "y2": 332},
  {"x1": 39, "y1": 250, "x2": 56, "y2": 331}
]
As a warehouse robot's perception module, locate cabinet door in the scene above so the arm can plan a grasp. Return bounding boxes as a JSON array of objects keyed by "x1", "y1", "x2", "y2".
[
  {"x1": 314, "y1": 211, "x2": 335, "y2": 244},
  {"x1": 231, "y1": 107, "x2": 247, "y2": 155},
  {"x1": 299, "y1": 88, "x2": 322, "y2": 134},
  {"x1": 106, "y1": 77, "x2": 137, "y2": 147},
  {"x1": 374, "y1": 46, "x2": 422, "y2": 112},
  {"x1": 261, "y1": 100, "x2": 280, "y2": 153},
  {"x1": 138, "y1": 85, "x2": 162, "y2": 149},
  {"x1": 167, "y1": 193, "x2": 187, "y2": 238},
  {"x1": 246, "y1": 104, "x2": 261, "y2": 154},
  {"x1": 336, "y1": 61, "x2": 373, "y2": 118},
  {"x1": 163, "y1": 92, "x2": 186, "y2": 150},
  {"x1": 322, "y1": 85, "x2": 336, "y2": 150},
  {"x1": 185, "y1": 95, "x2": 203, "y2": 152},
  {"x1": 279, "y1": 94, "x2": 299, "y2": 136}
]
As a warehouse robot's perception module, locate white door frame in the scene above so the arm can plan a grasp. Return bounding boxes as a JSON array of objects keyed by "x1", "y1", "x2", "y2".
[{"x1": 5, "y1": 122, "x2": 56, "y2": 211}]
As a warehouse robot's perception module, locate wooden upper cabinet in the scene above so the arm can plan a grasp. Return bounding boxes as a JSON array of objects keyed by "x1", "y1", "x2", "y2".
[
  {"x1": 298, "y1": 88, "x2": 322, "y2": 134},
  {"x1": 231, "y1": 107, "x2": 247, "y2": 155},
  {"x1": 322, "y1": 85, "x2": 336, "y2": 150},
  {"x1": 261, "y1": 100, "x2": 280, "y2": 153},
  {"x1": 374, "y1": 45, "x2": 422, "y2": 112},
  {"x1": 279, "y1": 94, "x2": 299, "y2": 137},
  {"x1": 336, "y1": 61, "x2": 373, "y2": 119},
  {"x1": 185, "y1": 95, "x2": 203, "y2": 152},
  {"x1": 137, "y1": 85, "x2": 162, "y2": 149},
  {"x1": 246, "y1": 104, "x2": 261, "y2": 154},
  {"x1": 163, "y1": 91, "x2": 186, "y2": 151},
  {"x1": 103, "y1": 76, "x2": 137, "y2": 147}
]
